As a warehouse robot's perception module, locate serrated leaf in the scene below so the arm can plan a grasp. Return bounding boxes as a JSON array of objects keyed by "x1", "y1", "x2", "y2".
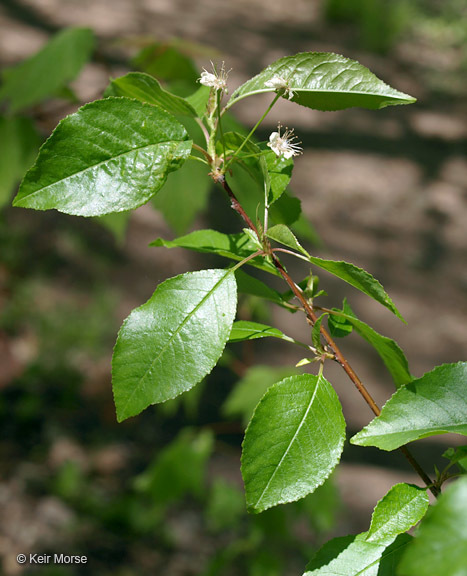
[
  {"x1": 305, "y1": 533, "x2": 413, "y2": 576},
  {"x1": 351, "y1": 362, "x2": 467, "y2": 451},
  {"x1": 267, "y1": 224, "x2": 403, "y2": 319},
  {"x1": 229, "y1": 321, "x2": 294, "y2": 344},
  {"x1": 305, "y1": 483, "x2": 426, "y2": 575},
  {"x1": 234, "y1": 269, "x2": 284, "y2": 305},
  {"x1": 227, "y1": 51, "x2": 415, "y2": 111},
  {"x1": 308, "y1": 255, "x2": 404, "y2": 321},
  {"x1": 0, "y1": 115, "x2": 41, "y2": 208},
  {"x1": 223, "y1": 365, "x2": 297, "y2": 426},
  {"x1": 112, "y1": 269, "x2": 237, "y2": 421},
  {"x1": 13, "y1": 98, "x2": 191, "y2": 216},
  {"x1": 152, "y1": 159, "x2": 211, "y2": 234},
  {"x1": 0, "y1": 27, "x2": 94, "y2": 112},
  {"x1": 106, "y1": 72, "x2": 198, "y2": 117},
  {"x1": 242, "y1": 373, "x2": 345, "y2": 513},
  {"x1": 267, "y1": 223, "x2": 310, "y2": 257},
  {"x1": 366, "y1": 483, "x2": 429, "y2": 542},
  {"x1": 397, "y1": 477, "x2": 467, "y2": 576},
  {"x1": 151, "y1": 229, "x2": 279, "y2": 275},
  {"x1": 332, "y1": 303, "x2": 412, "y2": 388}
]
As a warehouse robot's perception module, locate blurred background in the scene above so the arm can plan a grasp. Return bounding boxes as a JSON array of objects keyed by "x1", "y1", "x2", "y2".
[{"x1": 0, "y1": 0, "x2": 466, "y2": 574}]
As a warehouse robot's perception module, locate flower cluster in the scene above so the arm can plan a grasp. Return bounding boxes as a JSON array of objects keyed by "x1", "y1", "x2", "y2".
[
  {"x1": 199, "y1": 61, "x2": 230, "y2": 93},
  {"x1": 267, "y1": 124, "x2": 303, "y2": 159},
  {"x1": 264, "y1": 75, "x2": 295, "y2": 101}
]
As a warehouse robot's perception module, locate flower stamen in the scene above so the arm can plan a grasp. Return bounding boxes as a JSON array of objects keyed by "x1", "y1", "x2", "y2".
[
  {"x1": 199, "y1": 61, "x2": 231, "y2": 93},
  {"x1": 267, "y1": 123, "x2": 303, "y2": 159}
]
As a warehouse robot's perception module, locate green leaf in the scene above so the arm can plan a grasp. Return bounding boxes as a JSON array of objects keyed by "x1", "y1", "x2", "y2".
[
  {"x1": 185, "y1": 85, "x2": 210, "y2": 117},
  {"x1": 269, "y1": 192, "x2": 302, "y2": 227},
  {"x1": 151, "y1": 229, "x2": 279, "y2": 275},
  {"x1": 443, "y1": 446, "x2": 467, "y2": 472},
  {"x1": 13, "y1": 98, "x2": 191, "y2": 216},
  {"x1": 331, "y1": 302, "x2": 412, "y2": 388},
  {"x1": 0, "y1": 115, "x2": 41, "y2": 208},
  {"x1": 227, "y1": 51, "x2": 416, "y2": 111},
  {"x1": 0, "y1": 27, "x2": 95, "y2": 112},
  {"x1": 351, "y1": 362, "x2": 467, "y2": 451},
  {"x1": 235, "y1": 269, "x2": 284, "y2": 305},
  {"x1": 223, "y1": 365, "x2": 297, "y2": 426},
  {"x1": 309, "y1": 255, "x2": 403, "y2": 320},
  {"x1": 229, "y1": 321, "x2": 294, "y2": 344},
  {"x1": 305, "y1": 483, "x2": 427, "y2": 575},
  {"x1": 312, "y1": 314, "x2": 327, "y2": 352},
  {"x1": 267, "y1": 223, "x2": 310, "y2": 257},
  {"x1": 106, "y1": 72, "x2": 198, "y2": 117},
  {"x1": 398, "y1": 477, "x2": 467, "y2": 576},
  {"x1": 305, "y1": 533, "x2": 413, "y2": 575},
  {"x1": 366, "y1": 483, "x2": 429, "y2": 542},
  {"x1": 267, "y1": 224, "x2": 403, "y2": 320},
  {"x1": 112, "y1": 269, "x2": 237, "y2": 421},
  {"x1": 152, "y1": 159, "x2": 211, "y2": 234},
  {"x1": 241, "y1": 373, "x2": 345, "y2": 512}
]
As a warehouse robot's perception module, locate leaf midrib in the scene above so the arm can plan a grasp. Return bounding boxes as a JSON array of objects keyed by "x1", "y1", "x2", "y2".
[
  {"x1": 16, "y1": 137, "x2": 190, "y2": 203},
  {"x1": 254, "y1": 378, "x2": 320, "y2": 509},
  {"x1": 120, "y1": 270, "x2": 233, "y2": 417}
]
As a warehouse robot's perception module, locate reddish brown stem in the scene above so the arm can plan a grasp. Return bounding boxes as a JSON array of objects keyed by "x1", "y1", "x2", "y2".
[{"x1": 220, "y1": 177, "x2": 439, "y2": 498}]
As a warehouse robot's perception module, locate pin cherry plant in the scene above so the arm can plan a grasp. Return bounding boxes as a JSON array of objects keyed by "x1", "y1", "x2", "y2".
[{"x1": 13, "y1": 52, "x2": 467, "y2": 574}]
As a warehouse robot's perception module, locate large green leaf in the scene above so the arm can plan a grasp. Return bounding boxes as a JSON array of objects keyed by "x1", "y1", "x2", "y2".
[
  {"x1": 330, "y1": 303, "x2": 412, "y2": 388},
  {"x1": 105, "y1": 72, "x2": 198, "y2": 117},
  {"x1": 0, "y1": 115, "x2": 41, "y2": 208},
  {"x1": 351, "y1": 362, "x2": 467, "y2": 451},
  {"x1": 151, "y1": 229, "x2": 279, "y2": 275},
  {"x1": 13, "y1": 98, "x2": 191, "y2": 216},
  {"x1": 267, "y1": 223, "x2": 403, "y2": 320},
  {"x1": 112, "y1": 269, "x2": 237, "y2": 421},
  {"x1": 398, "y1": 477, "x2": 467, "y2": 576},
  {"x1": 241, "y1": 373, "x2": 345, "y2": 513},
  {"x1": 227, "y1": 52, "x2": 415, "y2": 111},
  {"x1": 305, "y1": 483, "x2": 428, "y2": 575},
  {"x1": 366, "y1": 484, "x2": 429, "y2": 542},
  {"x1": 0, "y1": 27, "x2": 95, "y2": 112},
  {"x1": 305, "y1": 533, "x2": 412, "y2": 576}
]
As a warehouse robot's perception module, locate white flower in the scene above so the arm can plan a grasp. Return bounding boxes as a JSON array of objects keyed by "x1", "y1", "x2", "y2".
[
  {"x1": 264, "y1": 75, "x2": 295, "y2": 100},
  {"x1": 267, "y1": 124, "x2": 302, "y2": 159},
  {"x1": 198, "y1": 61, "x2": 229, "y2": 92}
]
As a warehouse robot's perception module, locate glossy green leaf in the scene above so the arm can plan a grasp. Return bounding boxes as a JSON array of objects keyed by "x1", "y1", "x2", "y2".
[
  {"x1": 366, "y1": 483, "x2": 429, "y2": 542},
  {"x1": 151, "y1": 229, "x2": 279, "y2": 275},
  {"x1": 234, "y1": 269, "x2": 284, "y2": 305},
  {"x1": 331, "y1": 302, "x2": 412, "y2": 388},
  {"x1": 398, "y1": 477, "x2": 467, "y2": 576},
  {"x1": 152, "y1": 159, "x2": 211, "y2": 234},
  {"x1": 267, "y1": 223, "x2": 310, "y2": 258},
  {"x1": 351, "y1": 362, "x2": 467, "y2": 451},
  {"x1": 13, "y1": 98, "x2": 191, "y2": 216},
  {"x1": 242, "y1": 373, "x2": 345, "y2": 512},
  {"x1": 112, "y1": 269, "x2": 237, "y2": 421},
  {"x1": 229, "y1": 321, "x2": 294, "y2": 344},
  {"x1": 227, "y1": 51, "x2": 416, "y2": 111},
  {"x1": 0, "y1": 27, "x2": 94, "y2": 112},
  {"x1": 267, "y1": 224, "x2": 403, "y2": 320},
  {"x1": 106, "y1": 72, "x2": 198, "y2": 117},
  {"x1": 223, "y1": 365, "x2": 297, "y2": 426},
  {"x1": 305, "y1": 533, "x2": 412, "y2": 575},
  {"x1": 0, "y1": 115, "x2": 41, "y2": 208},
  {"x1": 305, "y1": 483, "x2": 427, "y2": 575}
]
